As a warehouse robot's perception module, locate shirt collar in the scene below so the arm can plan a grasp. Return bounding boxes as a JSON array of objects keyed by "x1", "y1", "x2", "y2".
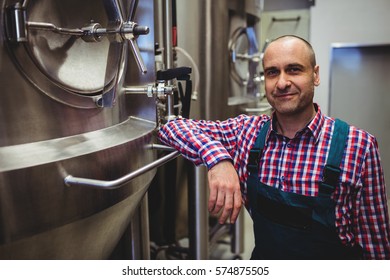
[
  {"x1": 268, "y1": 103, "x2": 324, "y2": 144},
  {"x1": 307, "y1": 103, "x2": 325, "y2": 143}
]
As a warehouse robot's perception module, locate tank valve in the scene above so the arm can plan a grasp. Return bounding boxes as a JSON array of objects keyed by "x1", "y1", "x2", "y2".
[
  {"x1": 5, "y1": 2, "x2": 150, "y2": 74},
  {"x1": 156, "y1": 67, "x2": 193, "y2": 122},
  {"x1": 124, "y1": 84, "x2": 174, "y2": 98}
]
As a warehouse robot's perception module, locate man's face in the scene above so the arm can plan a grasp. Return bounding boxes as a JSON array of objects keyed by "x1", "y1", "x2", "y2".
[{"x1": 262, "y1": 38, "x2": 320, "y2": 118}]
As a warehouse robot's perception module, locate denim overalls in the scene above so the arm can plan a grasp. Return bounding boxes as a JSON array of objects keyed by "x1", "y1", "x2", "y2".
[{"x1": 247, "y1": 119, "x2": 362, "y2": 259}]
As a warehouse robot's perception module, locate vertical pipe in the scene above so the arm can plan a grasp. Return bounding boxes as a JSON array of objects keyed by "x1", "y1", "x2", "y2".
[
  {"x1": 129, "y1": 195, "x2": 151, "y2": 259},
  {"x1": 172, "y1": 0, "x2": 177, "y2": 47},
  {"x1": 163, "y1": 0, "x2": 173, "y2": 69},
  {"x1": 188, "y1": 164, "x2": 209, "y2": 259},
  {"x1": 231, "y1": 209, "x2": 244, "y2": 255},
  {"x1": 162, "y1": 0, "x2": 175, "y2": 120},
  {"x1": 139, "y1": 194, "x2": 151, "y2": 259}
]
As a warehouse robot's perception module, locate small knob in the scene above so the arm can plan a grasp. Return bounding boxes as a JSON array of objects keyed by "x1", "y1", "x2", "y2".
[
  {"x1": 120, "y1": 22, "x2": 149, "y2": 40},
  {"x1": 133, "y1": 25, "x2": 149, "y2": 36}
]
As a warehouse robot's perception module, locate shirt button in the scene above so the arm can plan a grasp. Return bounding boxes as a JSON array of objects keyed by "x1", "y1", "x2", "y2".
[
  {"x1": 286, "y1": 143, "x2": 291, "y2": 148},
  {"x1": 280, "y1": 176, "x2": 285, "y2": 182}
]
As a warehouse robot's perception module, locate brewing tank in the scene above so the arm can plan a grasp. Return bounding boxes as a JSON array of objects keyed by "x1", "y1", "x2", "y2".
[{"x1": 0, "y1": 0, "x2": 159, "y2": 259}]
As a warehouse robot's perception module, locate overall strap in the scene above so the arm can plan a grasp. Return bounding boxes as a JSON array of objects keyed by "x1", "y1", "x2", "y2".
[
  {"x1": 319, "y1": 119, "x2": 350, "y2": 196},
  {"x1": 247, "y1": 120, "x2": 270, "y2": 173},
  {"x1": 247, "y1": 118, "x2": 349, "y2": 196}
]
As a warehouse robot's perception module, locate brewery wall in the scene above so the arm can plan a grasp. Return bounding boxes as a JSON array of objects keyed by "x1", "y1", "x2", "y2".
[{"x1": 311, "y1": 0, "x2": 390, "y2": 201}]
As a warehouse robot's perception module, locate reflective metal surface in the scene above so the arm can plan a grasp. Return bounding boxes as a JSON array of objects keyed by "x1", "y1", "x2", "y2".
[{"x1": 0, "y1": 0, "x2": 158, "y2": 259}]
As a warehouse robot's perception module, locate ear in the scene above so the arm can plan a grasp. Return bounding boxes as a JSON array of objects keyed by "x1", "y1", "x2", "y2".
[{"x1": 313, "y1": 65, "x2": 320, "y2": 86}]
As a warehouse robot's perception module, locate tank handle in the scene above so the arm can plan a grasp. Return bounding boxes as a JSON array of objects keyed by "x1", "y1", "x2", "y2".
[{"x1": 64, "y1": 146, "x2": 179, "y2": 189}]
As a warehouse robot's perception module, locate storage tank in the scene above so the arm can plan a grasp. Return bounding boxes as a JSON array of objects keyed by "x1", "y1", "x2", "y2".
[{"x1": 0, "y1": 0, "x2": 163, "y2": 259}]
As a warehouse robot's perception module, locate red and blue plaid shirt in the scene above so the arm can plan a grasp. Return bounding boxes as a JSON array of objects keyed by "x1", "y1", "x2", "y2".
[{"x1": 158, "y1": 104, "x2": 390, "y2": 259}]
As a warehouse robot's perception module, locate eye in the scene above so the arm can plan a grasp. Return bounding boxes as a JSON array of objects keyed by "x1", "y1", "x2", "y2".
[
  {"x1": 265, "y1": 69, "x2": 279, "y2": 77},
  {"x1": 286, "y1": 66, "x2": 303, "y2": 74}
]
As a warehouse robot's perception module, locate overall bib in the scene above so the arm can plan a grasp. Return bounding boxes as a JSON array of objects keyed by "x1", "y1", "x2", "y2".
[{"x1": 247, "y1": 119, "x2": 362, "y2": 259}]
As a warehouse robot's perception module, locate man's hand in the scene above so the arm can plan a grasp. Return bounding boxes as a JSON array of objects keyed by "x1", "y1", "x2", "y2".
[{"x1": 207, "y1": 160, "x2": 242, "y2": 224}]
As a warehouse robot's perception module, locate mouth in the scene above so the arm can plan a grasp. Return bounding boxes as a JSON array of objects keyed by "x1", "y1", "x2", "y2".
[{"x1": 273, "y1": 92, "x2": 297, "y2": 98}]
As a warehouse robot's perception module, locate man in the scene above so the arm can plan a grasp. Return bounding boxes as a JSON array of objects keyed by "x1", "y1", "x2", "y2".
[{"x1": 158, "y1": 35, "x2": 390, "y2": 259}]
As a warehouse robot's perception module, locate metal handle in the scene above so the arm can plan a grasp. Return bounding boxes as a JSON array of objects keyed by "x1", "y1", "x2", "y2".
[
  {"x1": 64, "y1": 150, "x2": 179, "y2": 189},
  {"x1": 128, "y1": 38, "x2": 148, "y2": 74}
]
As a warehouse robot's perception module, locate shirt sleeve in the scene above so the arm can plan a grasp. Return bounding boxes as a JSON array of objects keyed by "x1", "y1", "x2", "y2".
[
  {"x1": 158, "y1": 117, "x2": 243, "y2": 169},
  {"x1": 158, "y1": 115, "x2": 267, "y2": 210},
  {"x1": 357, "y1": 136, "x2": 390, "y2": 259}
]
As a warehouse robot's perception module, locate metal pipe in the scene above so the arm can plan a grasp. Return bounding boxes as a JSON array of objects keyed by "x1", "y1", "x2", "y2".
[
  {"x1": 124, "y1": 85, "x2": 152, "y2": 95},
  {"x1": 163, "y1": 0, "x2": 173, "y2": 70},
  {"x1": 162, "y1": 0, "x2": 175, "y2": 120},
  {"x1": 123, "y1": 84, "x2": 173, "y2": 97},
  {"x1": 188, "y1": 164, "x2": 209, "y2": 259},
  {"x1": 139, "y1": 193, "x2": 151, "y2": 259},
  {"x1": 27, "y1": 22, "x2": 84, "y2": 36},
  {"x1": 231, "y1": 210, "x2": 244, "y2": 255},
  {"x1": 128, "y1": 194, "x2": 151, "y2": 259},
  {"x1": 147, "y1": 143, "x2": 176, "y2": 152},
  {"x1": 64, "y1": 151, "x2": 180, "y2": 189},
  {"x1": 129, "y1": 39, "x2": 148, "y2": 74}
]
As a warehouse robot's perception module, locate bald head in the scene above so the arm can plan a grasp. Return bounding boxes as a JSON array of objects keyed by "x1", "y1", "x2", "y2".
[{"x1": 263, "y1": 35, "x2": 317, "y2": 68}]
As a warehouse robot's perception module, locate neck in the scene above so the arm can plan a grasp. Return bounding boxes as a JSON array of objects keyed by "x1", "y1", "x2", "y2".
[{"x1": 275, "y1": 106, "x2": 316, "y2": 138}]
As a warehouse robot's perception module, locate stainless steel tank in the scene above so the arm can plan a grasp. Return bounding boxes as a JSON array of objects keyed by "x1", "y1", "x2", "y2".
[{"x1": 0, "y1": 0, "x2": 160, "y2": 259}]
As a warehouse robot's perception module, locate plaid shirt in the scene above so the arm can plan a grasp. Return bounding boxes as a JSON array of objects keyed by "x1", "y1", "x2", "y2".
[{"x1": 158, "y1": 105, "x2": 390, "y2": 259}]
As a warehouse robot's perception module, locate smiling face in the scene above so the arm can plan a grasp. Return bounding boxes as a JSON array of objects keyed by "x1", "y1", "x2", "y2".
[{"x1": 262, "y1": 36, "x2": 320, "y2": 119}]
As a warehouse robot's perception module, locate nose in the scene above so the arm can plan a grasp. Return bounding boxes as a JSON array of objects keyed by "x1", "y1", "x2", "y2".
[{"x1": 276, "y1": 73, "x2": 291, "y2": 90}]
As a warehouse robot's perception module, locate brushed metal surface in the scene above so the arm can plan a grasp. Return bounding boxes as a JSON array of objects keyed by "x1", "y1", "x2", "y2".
[
  {"x1": 0, "y1": 185, "x2": 148, "y2": 259},
  {"x1": 0, "y1": 117, "x2": 156, "y2": 258},
  {"x1": 0, "y1": 117, "x2": 154, "y2": 171},
  {"x1": 0, "y1": 0, "x2": 157, "y2": 259}
]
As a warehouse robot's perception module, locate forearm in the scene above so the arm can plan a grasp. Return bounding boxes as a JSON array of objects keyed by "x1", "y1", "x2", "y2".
[
  {"x1": 158, "y1": 117, "x2": 234, "y2": 169},
  {"x1": 158, "y1": 117, "x2": 244, "y2": 224},
  {"x1": 157, "y1": 115, "x2": 267, "y2": 224}
]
